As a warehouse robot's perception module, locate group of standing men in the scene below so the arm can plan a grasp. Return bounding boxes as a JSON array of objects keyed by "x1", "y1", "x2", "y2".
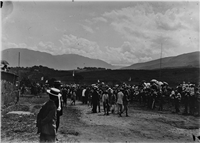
[
  {"x1": 80, "y1": 85, "x2": 130, "y2": 117},
  {"x1": 35, "y1": 79, "x2": 200, "y2": 142},
  {"x1": 60, "y1": 84, "x2": 130, "y2": 117}
]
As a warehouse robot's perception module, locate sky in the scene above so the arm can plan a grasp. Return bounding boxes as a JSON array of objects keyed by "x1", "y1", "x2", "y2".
[{"x1": 1, "y1": 0, "x2": 199, "y2": 66}]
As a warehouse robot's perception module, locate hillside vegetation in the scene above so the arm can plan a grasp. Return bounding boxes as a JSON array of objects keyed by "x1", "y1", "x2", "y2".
[{"x1": 9, "y1": 66, "x2": 199, "y2": 87}]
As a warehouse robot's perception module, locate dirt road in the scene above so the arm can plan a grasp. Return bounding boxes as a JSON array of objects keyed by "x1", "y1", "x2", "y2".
[
  {"x1": 1, "y1": 95, "x2": 200, "y2": 143},
  {"x1": 58, "y1": 101, "x2": 199, "y2": 143}
]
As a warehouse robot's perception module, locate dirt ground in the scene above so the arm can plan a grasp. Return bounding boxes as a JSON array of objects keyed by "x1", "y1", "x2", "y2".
[
  {"x1": 1, "y1": 94, "x2": 200, "y2": 143},
  {"x1": 58, "y1": 102, "x2": 200, "y2": 143}
]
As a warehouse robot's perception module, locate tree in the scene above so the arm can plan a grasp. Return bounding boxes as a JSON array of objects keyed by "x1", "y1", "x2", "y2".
[
  {"x1": 20, "y1": 77, "x2": 32, "y2": 87},
  {"x1": 48, "y1": 78, "x2": 56, "y2": 87},
  {"x1": 73, "y1": 74, "x2": 84, "y2": 84}
]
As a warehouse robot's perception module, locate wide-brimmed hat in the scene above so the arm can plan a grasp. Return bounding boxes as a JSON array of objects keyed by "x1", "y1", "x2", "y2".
[
  {"x1": 54, "y1": 80, "x2": 62, "y2": 84},
  {"x1": 47, "y1": 88, "x2": 62, "y2": 111},
  {"x1": 47, "y1": 88, "x2": 61, "y2": 96},
  {"x1": 93, "y1": 85, "x2": 98, "y2": 89}
]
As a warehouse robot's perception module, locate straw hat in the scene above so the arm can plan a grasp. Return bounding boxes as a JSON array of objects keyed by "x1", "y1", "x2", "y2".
[
  {"x1": 47, "y1": 88, "x2": 62, "y2": 111},
  {"x1": 47, "y1": 88, "x2": 61, "y2": 97}
]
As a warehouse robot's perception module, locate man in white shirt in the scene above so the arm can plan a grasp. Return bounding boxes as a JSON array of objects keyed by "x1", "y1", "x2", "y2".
[
  {"x1": 82, "y1": 88, "x2": 86, "y2": 104},
  {"x1": 117, "y1": 88, "x2": 124, "y2": 117}
]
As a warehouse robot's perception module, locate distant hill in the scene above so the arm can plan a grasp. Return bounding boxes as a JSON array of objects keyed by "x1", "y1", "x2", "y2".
[
  {"x1": 9, "y1": 66, "x2": 200, "y2": 87},
  {"x1": 2, "y1": 48, "x2": 116, "y2": 70},
  {"x1": 123, "y1": 51, "x2": 200, "y2": 70}
]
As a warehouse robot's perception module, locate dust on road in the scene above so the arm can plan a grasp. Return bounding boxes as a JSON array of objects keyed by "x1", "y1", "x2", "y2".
[
  {"x1": 58, "y1": 101, "x2": 199, "y2": 143},
  {"x1": 1, "y1": 96, "x2": 200, "y2": 143}
]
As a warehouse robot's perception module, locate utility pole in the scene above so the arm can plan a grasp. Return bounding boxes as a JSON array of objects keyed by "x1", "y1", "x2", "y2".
[
  {"x1": 0, "y1": 1, "x2": 4, "y2": 128},
  {"x1": 18, "y1": 52, "x2": 20, "y2": 85},
  {"x1": 18, "y1": 52, "x2": 20, "y2": 67},
  {"x1": 159, "y1": 43, "x2": 163, "y2": 81}
]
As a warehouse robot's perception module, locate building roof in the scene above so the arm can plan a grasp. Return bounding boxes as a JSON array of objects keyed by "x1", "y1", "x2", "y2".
[{"x1": 1, "y1": 71, "x2": 18, "y2": 83}]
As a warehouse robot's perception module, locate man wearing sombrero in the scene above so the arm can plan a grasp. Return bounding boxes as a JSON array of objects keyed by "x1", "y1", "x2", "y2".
[
  {"x1": 36, "y1": 88, "x2": 62, "y2": 142},
  {"x1": 53, "y1": 81, "x2": 63, "y2": 133}
]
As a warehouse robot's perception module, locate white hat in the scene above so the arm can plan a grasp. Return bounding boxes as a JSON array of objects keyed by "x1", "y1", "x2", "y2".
[
  {"x1": 163, "y1": 82, "x2": 168, "y2": 85},
  {"x1": 151, "y1": 79, "x2": 157, "y2": 82},
  {"x1": 93, "y1": 85, "x2": 98, "y2": 89},
  {"x1": 158, "y1": 81, "x2": 163, "y2": 86},
  {"x1": 47, "y1": 88, "x2": 61, "y2": 97},
  {"x1": 47, "y1": 88, "x2": 62, "y2": 111}
]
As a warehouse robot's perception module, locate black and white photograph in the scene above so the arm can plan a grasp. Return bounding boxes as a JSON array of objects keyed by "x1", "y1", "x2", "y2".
[{"x1": 1, "y1": 0, "x2": 200, "y2": 142}]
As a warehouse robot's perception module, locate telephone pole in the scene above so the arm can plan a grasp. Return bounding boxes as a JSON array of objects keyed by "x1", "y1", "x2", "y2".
[
  {"x1": 18, "y1": 52, "x2": 20, "y2": 84},
  {"x1": 18, "y1": 52, "x2": 20, "y2": 67},
  {"x1": 159, "y1": 43, "x2": 163, "y2": 81}
]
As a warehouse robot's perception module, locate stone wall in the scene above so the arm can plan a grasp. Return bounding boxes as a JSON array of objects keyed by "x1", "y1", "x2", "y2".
[
  {"x1": 0, "y1": 80, "x2": 3, "y2": 127},
  {"x1": 1, "y1": 71, "x2": 18, "y2": 107},
  {"x1": 0, "y1": 80, "x2": 16, "y2": 127},
  {"x1": 1, "y1": 80, "x2": 17, "y2": 108}
]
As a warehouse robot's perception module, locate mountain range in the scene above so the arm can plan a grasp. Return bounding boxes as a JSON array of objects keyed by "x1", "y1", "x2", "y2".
[
  {"x1": 123, "y1": 51, "x2": 200, "y2": 69},
  {"x1": 1, "y1": 48, "x2": 199, "y2": 70},
  {"x1": 1, "y1": 48, "x2": 115, "y2": 70}
]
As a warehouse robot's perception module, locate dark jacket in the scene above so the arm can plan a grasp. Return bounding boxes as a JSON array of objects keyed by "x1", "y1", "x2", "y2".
[
  {"x1": 37, "y1": 99, "x2": 57, "y2": 135},
  {"x1": 92, "y1": 90, "x2": 99, "y2": 104},
  {"x1": 123, "y1": 91, "x2": 129, "y2": 105}
]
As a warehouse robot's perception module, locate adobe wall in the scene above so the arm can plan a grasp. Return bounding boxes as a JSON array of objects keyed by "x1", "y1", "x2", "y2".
[
  {"x1": 0, "y1": 72, "x2": 16, "y2": 127},
  {"x1": 1, "y1": 80, "x2": 16, "y2": 108},
  {"x1": 0, "y1": 80, "x2": 3, "y2": 127}
]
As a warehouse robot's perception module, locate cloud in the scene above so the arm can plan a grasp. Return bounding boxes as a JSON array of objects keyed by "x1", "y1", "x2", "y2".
[
  {"x1": 2, "y1": 31, "x2": 176, "y2": 66},
  {"x1": 3, "y1": 42, "x2": 18, "y2": 50},
  {"x1": 2, "y1": 2, "x2": 198, "y2": 66},
  {"x1": 59, "y1": 34, "x2": 99, "y2": 56},
  {"x1": 93, "y1": 17, "x2": 107, "y2": 23},
  {"x1": 120, "y1": 41, "x2": 134, "y2": 53},
  {"x1": 37, "y1": 41, "x2": 60, "y2": 55},
  {"x1": 2, "y1": 36, "x2": 19, "y2": 50},
  {"x1": 82, "y1": 25, "x2": 94, "y2": 33},
  {"x1": 2, "y1": 40, "x2": 61, "y2": 56},
  {"x1": 102, "y1": 2, "x2": 199, "y2": 60},
  {"x1": 2, "y1": 34, "x2": 165, "y2": 66},
  {"x1": 59, "y1": 34, "x2": 146, "y2": 65},
  {"x1": 85, "y1": 19, "x2": 93, "y2": 25}
]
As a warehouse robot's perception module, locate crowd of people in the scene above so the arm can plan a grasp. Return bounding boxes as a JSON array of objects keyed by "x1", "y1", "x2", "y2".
[
  {"x1": 60, "y1": 79, "x2": 200, "y2": 117},
  {"x1": 35, "y1": 79, "x2": 200, "y2": 142},
  {"x1": 21, "y1": 79, "x2": 199, "y2": 118}
]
